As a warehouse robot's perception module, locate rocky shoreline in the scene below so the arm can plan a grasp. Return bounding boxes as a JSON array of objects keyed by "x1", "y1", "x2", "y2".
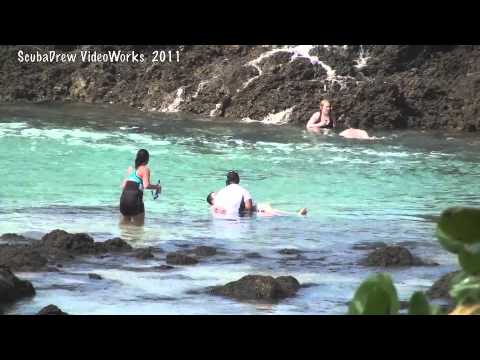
[
  {"x1": 0, "y1": 229, "x2": 456, "y2": 315},
  {"x1": 1, "y1": 45, "x2": 479, "y2": 131}
]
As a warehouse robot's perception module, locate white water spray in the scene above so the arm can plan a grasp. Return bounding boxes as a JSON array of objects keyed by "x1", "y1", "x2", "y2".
[
  {"x1": 242, "y1": 106, "x2": 295, "y2": 125},
  {"x1": 160, "y1": 87, "x2": 185, "y2": 113}
]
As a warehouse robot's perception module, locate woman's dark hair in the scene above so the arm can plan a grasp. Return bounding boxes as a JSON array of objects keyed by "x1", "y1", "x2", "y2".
[
  {"x1": 207, "y1": 192, "x2": 215, "y2": 205},
  {"x1": 135, "y1": 149, "x2": 150, "y2": 169}
]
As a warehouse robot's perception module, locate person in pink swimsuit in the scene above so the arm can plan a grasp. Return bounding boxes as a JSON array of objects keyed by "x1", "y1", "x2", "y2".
[{"x1": 339, "y1": 120, "x2": 377, "y2": 140}]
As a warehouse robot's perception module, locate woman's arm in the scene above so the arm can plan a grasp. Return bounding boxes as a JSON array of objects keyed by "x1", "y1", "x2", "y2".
[
  {"x1": 140, "y1": 166, "x2": 161, "y2": 190},
  {"x1": 306, "y1": 112, "x2": 321, "y2": 128}
]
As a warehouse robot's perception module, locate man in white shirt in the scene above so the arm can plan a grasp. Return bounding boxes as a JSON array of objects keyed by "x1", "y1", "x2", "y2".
[{"x1": 210, "y1": 171, "x2": 254, "y2": 216}]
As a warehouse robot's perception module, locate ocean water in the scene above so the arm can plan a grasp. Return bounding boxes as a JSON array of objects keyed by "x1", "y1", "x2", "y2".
[{"x1": 1, "y1": 103, "x2": 479, "y2": 315}]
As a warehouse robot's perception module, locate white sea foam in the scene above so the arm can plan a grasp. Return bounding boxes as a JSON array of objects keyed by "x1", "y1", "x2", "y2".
[
  {"x1": 354, "y1": 45, "x2": 370, "y2": 69},
  {"x1": 160, "y1": 87, "x2": 185, "y2": 113},
  {"x1": 241, "y1": 106, "x2": 295, "y2": 125},
  {"x1": 209, "y1": 103, "x2": 222, "y2": 117}
]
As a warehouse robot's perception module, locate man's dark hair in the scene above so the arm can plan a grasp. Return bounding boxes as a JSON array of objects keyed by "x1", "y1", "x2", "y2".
[
  {"x1": 207, "y1": 192, "x2": 215, "y2": 205},
  {"x1": 226, "y1": 170, "x2": 240, "y2": 186}
]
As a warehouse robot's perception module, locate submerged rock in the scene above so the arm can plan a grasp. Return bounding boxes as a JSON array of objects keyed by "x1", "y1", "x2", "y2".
[
  {"x1": 0, "y1": 245, "x2": 48, "y2": 271},
  {"x1": 0, "y1": 266, "x2": 35, "y2": 304},
  {"x1": 88, "y1": 273, "x2": 103, "y2": 280},
  {"x1": 211, "y1": 275, "x2": 301, "y2": 301},
  {"x1": 40, "y1": 229, "x2": 96, "y2": 255},
  {"x1": 0, "y1": 230, "x2": 138, "y2": 271},
  {"x1": 96, "y1": 237, "x2": 133, "y2": 253},
  {"x1": 36, "y1": 304, "x2": 68, "y2": 315},
  {"x1": 166, "y1": 252, "x2": 198, "y2": 265},
  {"x1": 135, "y1": 248, "x2": 155, "y2": 260},
  {"x1": 352, "y1": 242, "x2": 388, "y2": 251},
  {"x1": 155, "y1": 265, "x2": 175, "y2": 271},
  {"x1": 244, "y1": 252, "x2": 262, "y2": 259},
  {"x1": 360, "y1": 246, "x2": 436, "y2": 267},
  {"x1": 427, "y1": 271, "x2": 461, "y2": 300},
  {"x1": 278, "y1": 249, "x2": 303, "y2": 255},
  {"x1": 0, "y1": 233, "x2": 30, "y2": 243},
  {"x1": 191, "y1": 246, "x2": 217, "y2": 257}
]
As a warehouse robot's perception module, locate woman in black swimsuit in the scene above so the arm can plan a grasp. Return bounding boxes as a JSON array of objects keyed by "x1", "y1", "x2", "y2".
[{"x1": 120, "y1": 149, "x2": 161, "y2": 226}]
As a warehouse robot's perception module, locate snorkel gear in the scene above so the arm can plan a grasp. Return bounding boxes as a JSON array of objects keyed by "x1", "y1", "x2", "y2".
[{"x1": 152, "y1": 180, "x2": 161, "y2": 200}]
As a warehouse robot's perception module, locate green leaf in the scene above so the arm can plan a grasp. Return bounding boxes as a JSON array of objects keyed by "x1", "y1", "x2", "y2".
[
  {"x1": 450, "y1": 275, "x2": 480, "y2": 305},
  {"x1": 437, "y1": 208, "x2": 480, "y2": 251},
  {"x1": 408, "y1": 291, "x2": 431, "y2": 315},
  {"x1": 437, "y1": 227, "x2": 464, "y2": 254},
  {"x1": 348, "y1": 273, "x2": 399, "y2": 315},
  {"x1": 429, "y1": 305, "x2": 443, "y2": 315},
  {"x1": 459, "y1": 249, "x2": 480, "y2": 275}
]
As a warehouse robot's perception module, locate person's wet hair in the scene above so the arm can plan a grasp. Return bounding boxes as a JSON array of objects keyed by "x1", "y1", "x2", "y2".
[
  {"x1": 207, "y1": 192, "x2": 215, "y2": 205},
  {"x1": 135, "y1": 149, "x2": 149, "y2": 169},
  {"x1": 226, "y1": 170, "x2": 240, "y2": 185}
]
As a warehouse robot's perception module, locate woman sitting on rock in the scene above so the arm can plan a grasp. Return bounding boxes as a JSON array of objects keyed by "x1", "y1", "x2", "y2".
[
  {"x1": 120, "y1": 149, "x2": 161, "y2": 226},
  {"x1": 306, "y1": 99, "x2": 336, "y2": 132}
]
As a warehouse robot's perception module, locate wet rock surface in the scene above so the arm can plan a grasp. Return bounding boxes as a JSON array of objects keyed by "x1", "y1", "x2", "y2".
[
  {"x1": 0, "y1": 233, "x2": 31, "y2": 243},
  {"x1": 211, "y1": 275, "x2": 301, "y2": 301},
  {"x1": 135, "y1": 248, "x2": 155, "y2": 260},
  {"x1": 244, "y1": 252, "x2": 263, "y2": 258},
  {"x1": 0, "y1": 245, "x2": 48, "y2": 271},
  {"x1": 1, "y1": 45, "x2": 479, "y2": 131},
  {"x1": 352, "y1": 242, "x2": 388, "y2": 251},
  {"x1": 278, "y1": 249, "x2": 303, "y2": 255},
  {"x1": 36, "y1": 304, "x2": 68, "y2": 315},
  {"x1": 88, "y1": 273, "x2": 103, "y2": 280},
  {"x1": 166, "y1": 252, "x2": 198, "y2": 265},
  {"x1": 0, "y1": 230, "x2": 137, "y2": 271},
  {"x1": 360, "y1": 246, "x2": 437, "y2": 267},
  {"x1": 190, "y1": 246, "x2": 217, "y2": 257},
  {"x1": 427, "y1": 271, "x2": 461, "y2": 300},
  {"x1": 0, "y1": 266, "x2": 35, "y2": 304}
]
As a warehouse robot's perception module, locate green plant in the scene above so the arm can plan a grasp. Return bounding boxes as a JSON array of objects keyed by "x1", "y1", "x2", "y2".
[
  {"x1": 348, "y1": 206, "x2": 480, "y2": 315},
  {"x1": 437, "y1": 207, "x2": 480, "y2": 306},
  {"x1": 348, "y1": 273, "x2": 399, "y2": 315}
]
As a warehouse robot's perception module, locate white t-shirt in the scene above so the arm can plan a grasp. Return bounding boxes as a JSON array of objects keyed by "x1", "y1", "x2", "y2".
[{"x1": 214, "y1": 184, "x2": 252, "y2": 215}]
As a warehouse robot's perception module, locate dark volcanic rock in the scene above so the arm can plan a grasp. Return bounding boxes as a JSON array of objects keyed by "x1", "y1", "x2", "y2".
[
  {"x1": 211, "y1": 275, "x2": 301, "y2": 301},
  {"x1": 360, "y1": 246, "x2": 435, "y2": 267},
  {"x1": 155, "y1": 265, "x2": 175, "y2": 271},
  {"x1": 0, "y1": 266, "x2": 35, "y2": 304},
  {"x1": 88, "y1": 273, "x2": 103, "y2": 280},
  {"x1": 97, "y1": 237, "x2": 133, "y2": 253},
  {"x1": 191, "y1": 246, "x2": 217, "y2": 257},
  {"x1": 36, "y1": 304, "x2": 68, "y2": 315},
  {"x1": 278, "y1": 248, "x2": 303, "y2": 255},
  {"x1": 166, "y1": 252, "x2": 198, "y2": 265},
  {"x1": 244, "y1": 252, "x2": 262, "y2": 258},
  {"x1": 40, "y1": 229, "x2": 96, "y2": 255},
  {"x1": 427, "y1": 271, "x2": 461, "y2": 300},
  {"x1": 352, "y1": 242, "x2": 388, "y2": 251},
  {"x1": 0, "y1": 245, "x2": 48, "y2": 271},
  {"x1": 0, "y1": 233, "x2": 30, "y2": 243},
  {"x1": 1, "y1": 45, "x2": 480, "y2": 131},
  {"x1": 135, "y1": 248, "x2": 154, "y2": 260}
]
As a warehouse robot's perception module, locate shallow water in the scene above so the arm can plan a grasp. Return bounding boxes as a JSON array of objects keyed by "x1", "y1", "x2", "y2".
[{"x1": 1, "y1": 103, "x2": 478, "y2": 314}]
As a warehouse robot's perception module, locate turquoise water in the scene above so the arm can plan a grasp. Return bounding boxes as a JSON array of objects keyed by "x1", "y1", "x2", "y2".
[{"x1": 1, "y1": 104, "x2": 479, "y2": 314}]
